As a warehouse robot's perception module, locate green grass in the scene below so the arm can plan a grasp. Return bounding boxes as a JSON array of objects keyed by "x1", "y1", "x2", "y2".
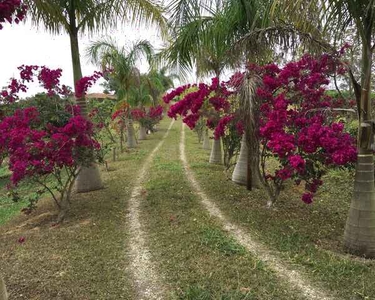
[
  {"x1": 141, "y1": 120, "x2": 301, "y2": 299},
  {"x1": 0, "y1": 118, "x2": 173, "y2": 299},
  {"x1": 0, "y1": 166, "x2": 30, "y2": 225},
  {"x1": 184, "y1": 127, "x2": 375, "y2": 300},
  {"x1": 200, "y1": 227, "x2": 246, "y2": 256}
]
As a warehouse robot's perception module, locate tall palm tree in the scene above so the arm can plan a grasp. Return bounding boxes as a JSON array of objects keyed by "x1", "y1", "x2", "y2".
[
  {"x1": 88, "y1": 38, "x2": 154, "y2": 147},
  {"x1": 25, "y1": 0, "x2": 166, "y2": 192},
  {"x1": 26, "y1": 0, "x2": 165, "y2": 110}
]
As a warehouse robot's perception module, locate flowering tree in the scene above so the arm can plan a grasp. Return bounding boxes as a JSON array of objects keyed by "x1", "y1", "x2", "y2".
[
  {"x1": 244, "y1": 54, "x2": 357, "y2": 205},
  {"x1": 111, "y1": 102, "x2": 130, "y2": 151},
  {"x1": 0, "y1": 66, "x2": 102, "y2": 223},
  {"x1": 164, "y1": 78, "x2": 233, "y2": 164},
  {"x1": 132, "y1": 105, "x2": 164, "y2": 136},
  {"x1": 88, "y1": 98, "x2": 117, "y2": 167},
  {"x1": 0, "y1": 0, "x2": 26, "y2": 30}
]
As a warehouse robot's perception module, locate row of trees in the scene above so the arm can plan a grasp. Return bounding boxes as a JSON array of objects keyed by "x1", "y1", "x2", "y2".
[
  {"x1": 2, "y1": 0, "x2": 375, "y2": 263},
  {"x1": 161, "y1": 0, "x2": 375, "y2": 259}
]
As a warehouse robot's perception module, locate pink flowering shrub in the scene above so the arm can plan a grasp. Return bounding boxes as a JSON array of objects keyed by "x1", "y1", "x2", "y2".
[
  {"x1": 131, "y1": 108, "x2": 146, "y2": 121},
  {"x1": 164, "y1": 78, "x2": 242, "y2": 168},
  {"x1": 75, "y1": 71, "x2": 102, "y2": 99},
  {"x1": 0, "y1": 66, "x2": 102, "y2": 222},
  {"x1": 164, "y1": 78, "x2": 231, "y2": 134},
  {"x1": 1, "y1": 65, "x2": 71, "y2": 103},
  {"x1": 254, "y1": 54, "x2": 357, "y2": 204},
  {"x1": 131, "y1": 105, "x2": 164, "y2": 132},
  {"x1": 87, "y1": 99, "x2": 117, "y2": 167},
  {"x1": 0, "y1": 0, "x2": 26, "y2": 30}
]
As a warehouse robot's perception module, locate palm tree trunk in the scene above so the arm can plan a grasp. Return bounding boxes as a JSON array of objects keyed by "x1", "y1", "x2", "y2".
[
  {"x1": 69, "y1": 29, "x2": 103, "y2": 192},
  {"x1": 127, "y1": 119, "x2": 137, "y2": 148},
  {"x1": 232, "y1": 134, "x2": 262, "y2": 187},
  {"x1": 70, "y1": 31, "x2": 83, "y2": 93},
  {"x1": 139, "y1": 125, "x2": 147, "y2": 140},
  {"x1": 120, "y1": 125, "x2": 125, "y2": 152},
  {"x1": 112, "y1": 147, "x2": 116, "y2": 162},
  {"x1": 202, "y1": 129, "x2": 211, "y2": 150},
  {"x1": 344, "y1": 37, "x2": 375, "y2": 258},
  {"x1": 209, "y1": 138, "x2": 222, "y2": 164}
]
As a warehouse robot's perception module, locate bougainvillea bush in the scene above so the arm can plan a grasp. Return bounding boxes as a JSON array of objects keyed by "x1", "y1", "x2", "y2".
[
  {"x1": 164, "y1": 54, "x2": 357, "y2": 206},
  {"x1": 111, "y1": 102, "x2": 130, "y2": 152},
  {"x1": 131, "y1": 105, "x2": 164, "y2": 132},
  {"x1": 88, "y1": 98, "x2": 117, "y2": 166},
  {"x1": 0, "y1": 66, "x2": 103, "y2": 222},
  {"x1": 248, "y1": 54, "x2": 357, "y2": 205},
  {"x1": 163, "y1": 78, "x2": 231, "y2": 131},
  {"x1": 163, "y1": 78, "x2": 243, "y2": 168},
  {"x1": 0, "y1": 0, "x2": 26, "y2": 30}
]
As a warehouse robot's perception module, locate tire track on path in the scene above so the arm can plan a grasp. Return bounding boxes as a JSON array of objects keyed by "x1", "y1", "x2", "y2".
[
  {"x1": 126, "y1": 120, "x2": 175, "y2": 300},
  {"x1": 179, "y1": 123, "x2": 335, "y2": 300}
]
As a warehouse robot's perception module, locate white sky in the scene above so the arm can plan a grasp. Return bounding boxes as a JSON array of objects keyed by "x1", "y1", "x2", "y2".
[{"x1": 0, "y1": 20, "x2": 167, "y2": 96}]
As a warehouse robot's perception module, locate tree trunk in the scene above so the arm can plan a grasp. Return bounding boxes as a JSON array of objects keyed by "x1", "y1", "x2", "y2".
[
  {"x1": 75, "y1": 164, "x2": 103, "y2": 193},
  {"x1": 202, "y1": 129, "x2": 211, "y2": 150},
  {"x1": 56, "y1": 194, "x2": 71, "y2": 224},
  {"x1": 344, "y1": 35, "x2": 375, "y2": 258},
  {"x1": 112, "y1": 147, "x2": 116, "y2": 162},
  {"x1": 120, "y1": 125, "x2": 124, "y2": 152},
  {"x1": 232, "y1": 134, "x2": 262, "y2": 187},
  {"x1": 209, "y1": 138, "x2": 222, "y2": 164},
  {"x1": 127, "y1": 119, "x2": 137, "y2": 148},
  {"x1": 139, "y1": 125, "x2": 147, "y2": 140},
  {"x1": 69, "y1": 29, "x2": 103, "y2": 192},
  {"x1": 0, "y1": 275, "x2": 7, "y2": 300}
]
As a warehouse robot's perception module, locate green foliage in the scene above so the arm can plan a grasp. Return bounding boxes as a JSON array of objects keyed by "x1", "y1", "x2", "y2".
[
  {"x1": 345, "y1": 119, "x2": 358, "y2": 139},
  {"x1": 193, "y1": 117, "x2": 206, "y2": 142},
  {"x1": 26, "y1": 0, "x2": 166, "y2": 35},
  {"x1": 222, "y1": 121, "x2": 241, "y2": 170},
  {"x1": 2, "y1": 92, "x2": 74, "y2": 127},
  {"x1": 87, "y1": 98, "x2": 118, "y2": 162}
]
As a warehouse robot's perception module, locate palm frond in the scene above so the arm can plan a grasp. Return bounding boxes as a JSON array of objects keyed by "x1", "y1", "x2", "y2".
[
  {"x1": 25, "y1": 0, "x2": 69, "y2": 33},
  {"x1": 233, "y1": 23, "x2": 333, "y2": 57}
]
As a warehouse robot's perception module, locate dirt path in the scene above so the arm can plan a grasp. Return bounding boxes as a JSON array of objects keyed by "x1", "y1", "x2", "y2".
[
  {"x1": 179, "y1": 123, "x2": 335, "y2": 300},
  {"x1": 126, "y1": 120, "x2": 175, "y2": 300}
]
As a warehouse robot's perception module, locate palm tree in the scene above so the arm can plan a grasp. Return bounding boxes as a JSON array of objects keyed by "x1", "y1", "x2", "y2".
[
  {"x1": 165, "y1": 0, "x2": 271, "y2": 175},
  {"x1": 128, "y1": 80, "x2": 153, "y2": 139},
  {"x1": 26, "y1": 0, "x2": 165, "y2": 92},
  {"x1": 25, "y1": 0, "x2": 166, "y2": 192},
  {"x1": 143, "y1": 67, "x2": 178, "y2": 106},
  {"x1": 88, "y1": 38, "x2": 154, "y2": 147}
]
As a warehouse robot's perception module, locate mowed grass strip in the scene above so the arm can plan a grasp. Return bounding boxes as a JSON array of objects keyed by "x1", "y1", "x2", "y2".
[
  {"x1": 0, "y1": 118, "x2": 171, "y2": 300},
  {"x1": 142, "y1": 120, "x2": 300, "y2": 300},
  {"x1": 183, "y1": 128, "x2": 375, "y2": 300}
]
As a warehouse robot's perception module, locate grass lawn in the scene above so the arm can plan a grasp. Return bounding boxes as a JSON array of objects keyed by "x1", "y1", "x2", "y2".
[
  {"x1": 184, "y1": 127, "x2": 375, "y2": 300},
  {"x1": 141, "y1": 120, "x2": 302, "y2": 299},
  {"x1": 0, "y1": 118, "x2": 171, "y2": 300}
]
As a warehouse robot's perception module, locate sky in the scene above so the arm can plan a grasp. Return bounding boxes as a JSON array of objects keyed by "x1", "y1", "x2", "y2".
[{"x1": 0, "y1": 20, "x2": 167, "y2": 96}]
